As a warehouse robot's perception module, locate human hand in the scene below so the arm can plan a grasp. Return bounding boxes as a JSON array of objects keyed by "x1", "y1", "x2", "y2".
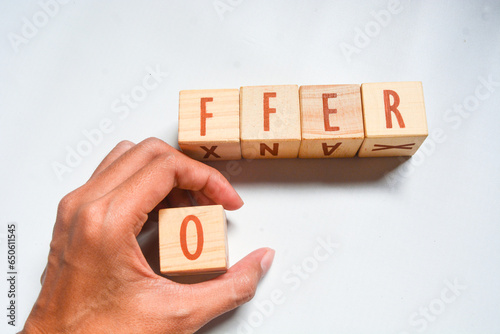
[{"x1": 22, "y1": 138, "x2": 275, "y2": 334}]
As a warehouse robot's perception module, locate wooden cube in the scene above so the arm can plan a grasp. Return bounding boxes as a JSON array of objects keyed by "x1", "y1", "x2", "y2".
[
  {"x1": 298, "y1": 84, "x2": 364, "y2": 158},
  {"x1": 159, "y1": 205, "x2": 228, "y2": 276},
  {"x1": 178, "y1": 89, "x2": 241, "y2": 160},
  {"x1": 358, "y1": 82, "x2": 428, "y2": 157},
  {"x1": 240, "y1": 85, "x2": 301, "y2": 159}
]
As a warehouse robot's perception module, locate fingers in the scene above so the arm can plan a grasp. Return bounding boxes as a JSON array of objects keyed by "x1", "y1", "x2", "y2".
[
  {"x1": 107, "y1": 151, "x2": 244, "y2": 234},
  {"x1": 190, "y1": 248, "x2": 275, "y2": 324},
  {"x1": 82, "y1": 139, "x2": 244, "y2": 218},
  {"x1": 89, "y1": 140, "x2": 135, "y2": 180},
  {"x1": 83, "y1": 138, "x2": 180, "y2": 201}
]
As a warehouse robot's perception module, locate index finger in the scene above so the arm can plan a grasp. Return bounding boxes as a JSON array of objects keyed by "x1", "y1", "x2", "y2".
[{"x1": 105, "y1": 151, "x2": 244, "y2": 234}]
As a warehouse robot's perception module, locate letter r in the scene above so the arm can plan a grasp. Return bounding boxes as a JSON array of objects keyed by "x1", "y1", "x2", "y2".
[{"x1": 384, "y1": 90, "x2": 405, "y2": 128}]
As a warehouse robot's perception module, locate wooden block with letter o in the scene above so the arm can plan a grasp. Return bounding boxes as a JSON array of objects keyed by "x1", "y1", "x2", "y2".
[
  {"x1": 159, "y1": 205, "x2": 228, "y2": 276},
  {"x1": 240, "y1": 85, "x2": 301, "y2": 159},
  {"x1": 358, "y1": 81, "x2": 428, "y2": 157},
  {"x1": 178, "y1": 89, "x2": 241, "y2": 160},
  {"x1": 298, "y1": 84, "x2": 364, "y2": 158}
]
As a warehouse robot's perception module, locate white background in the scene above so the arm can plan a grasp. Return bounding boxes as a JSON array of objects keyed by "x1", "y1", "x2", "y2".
[{"x1": 1, "y1": 0, "x2": 500, "y2": 333}]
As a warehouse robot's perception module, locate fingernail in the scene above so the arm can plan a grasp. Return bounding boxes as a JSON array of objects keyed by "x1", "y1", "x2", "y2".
[
  {"x1": 260, "y1": 248, "x2": 275, "y2": 277},
  {"x1": 232, "y1": 189, "x2": 244, "y2": 207},
  {"x1": 237, "y1": 194, "x2": 244, "y2": 207}
]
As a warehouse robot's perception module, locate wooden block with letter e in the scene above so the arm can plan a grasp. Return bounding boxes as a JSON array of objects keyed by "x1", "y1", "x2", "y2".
[
  {"x1": 358, "y1": 81, "x2": 428, "y2": 157},
  {"x1": 159, "y1": 205, "x2": 228, "y2": 276},
  {"x1": 178, "y1": 89, "x2": 241, "y2": 160},
  {"x1": 240, "y1": 85, "x2": 301, "y2": 159},
  {"x1": 298, "y1": 84, "x2": 364, "y2": 158}
]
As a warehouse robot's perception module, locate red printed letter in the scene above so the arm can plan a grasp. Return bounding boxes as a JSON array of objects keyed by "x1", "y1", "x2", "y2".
[
  {"x1": 200, "y1": 97, "x2": 213, "y2": 136},
  {"x1": 322, "y1": 142, "x2": 341, "y2": 156},
  {"x1": 260, "y1": 143, "x2": 279, "y2": 156},
  {"x1": 322, "y1": 93, "x2": 340, "y2": 131},
  {"x1": 180, "y1": 215, "x2": 204, "y2": 260},
  {"x1": 263, "y1": 92, "x2": 277, "y2": 131},
  {"x1": 383, "y1": 90, "x2": 405, "y2": 128}
]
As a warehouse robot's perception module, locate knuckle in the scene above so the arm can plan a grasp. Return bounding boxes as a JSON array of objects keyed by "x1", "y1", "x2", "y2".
[
  {"x1": 141, "y1": 137, "x2": 179, "y2": 157},
  {"x1": 57, "y1": 192, "x2": 77, "y2": 214},
  {"x1": 48, "y1": 239, "x2": 63, "y2": 258},
  {"x1": 142, "y1": 137, "x2": 170, "y2": 151},
  {"x1": 76, "y1": 201, "x2": 104, "y2": 223},
  {"x1": 116, "y1": 140, "x2": 135, "y2": 150},
  {"x1": 56, "y1": 191, "x2": 81, "y2": 224},
  {"x1": 158, "y1": 152, "x2": 178, "y2": 166},
  {"x1": 73, "y1": 201, "x2": 108, "y2": 242},
  {"x1": 171, "y1": 305, "x2": 194, "y2": 322}
]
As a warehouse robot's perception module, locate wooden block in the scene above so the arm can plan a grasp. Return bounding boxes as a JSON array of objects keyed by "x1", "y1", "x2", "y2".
[
  {"x1": 358, "y1": 82, "x2": 428, "y2": 157},
  {"x1": 159, "y1": 205, "x2": 228, "y2": 276},
  {"x1": 240, "y1": 85, "x2": 301, "y2": 159},
  {"x1": 178, "y1": 89, "x2": 241, "y2": 160},
  {"x1": 298, "y1": 84, "x2": 364, "y2": 158}
]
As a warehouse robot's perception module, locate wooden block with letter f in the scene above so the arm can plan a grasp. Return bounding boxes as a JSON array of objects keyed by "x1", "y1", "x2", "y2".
[
  {"x1": 240, "y1": 85, "x2": 301, "y2": 159},
  {"x1": 159, "y1": 205, "x2": 228, "y2": 276},
  {"x1": 298, "y1": 84, "x2": 364, "y2": 158},
  {"x1": 178, "y1": 89, "x2": 241, "y2": 160},
  {"x1": 358, "y1": 81, "x2": 428, "y2": 157}
]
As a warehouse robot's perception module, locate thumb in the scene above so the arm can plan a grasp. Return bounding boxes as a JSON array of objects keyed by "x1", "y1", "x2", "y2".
[{"x1": 191, "y1": 248, "x2": 275, "y2": 327}]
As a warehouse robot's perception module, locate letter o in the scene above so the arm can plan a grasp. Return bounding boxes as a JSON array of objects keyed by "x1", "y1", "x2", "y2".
[
  {"x1": 247, "y1": 310, "x2": 264, "y2": 328},
  {"x1": 463, "y1": 96, "x2": 479, "y2": 111},
  {"x1": 180, "y1": 215, "x2": 204, "y2": 260},
  {"x1": 131, "y1": 85, "x2": 147, "y2": 102},
  {"x1": 365, "y1": 21, "x2": 381, "y2": 37},
  {"x1": 398, "y1": 161, "x2": 415, "y2": 178},
  {"x1": 302, "y1": 256, "x2": 318, "y2": 273},
  {"x1": 410, "y1": 150, "x2": 425, "y2": 167},
  {"x1": 76, "y1": 140, "x2": 93, "y2": 157},
  {"x1": 33, "y1": 11, "x2": 49, "y2": 27},
  {"x1": 429, "y1": 298, "x2": 445, "y2": 315}
]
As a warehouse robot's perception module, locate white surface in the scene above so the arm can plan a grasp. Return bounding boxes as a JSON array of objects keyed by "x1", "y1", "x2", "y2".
[{"x1": 1, "y1": 0, "x2": 500, "y2": 333}]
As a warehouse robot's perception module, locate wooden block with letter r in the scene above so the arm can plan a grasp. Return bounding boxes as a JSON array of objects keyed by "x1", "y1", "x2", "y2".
[
  {"x1": 240, "y1": 85, "x2": 301, "y2": 159},
  {"x1": 358, "y1": 81, "x2": 428, "y2": 157},
  {"x1": 298, "y1": 84, "x2": 364, "y2": 158},
  {"x1": 159, "y1": 205, "x2": 228, "y2": 276},
  {"x1": 178, "y1": 89, "x2": 241, "y2": 160}
]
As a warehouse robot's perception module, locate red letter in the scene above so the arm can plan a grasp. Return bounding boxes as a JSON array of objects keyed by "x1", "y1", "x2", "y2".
[
  {"x1": 263, "y1": 92, "x2": 277, "y2": 131},
  {"x1": 200, "y1": 97, "x2": 213, "y2": 136},
  {"x1": 383, "y1": 90, "x2": 405, "y2": 128},
  {"x1": 180, "y1": 215, "x2": 204, "y2": 260},
  {"x1": 322, "y1": 93, "x2": 340, "y2": 131},
  {"x1": 260, "y1": 143, "x2": 279, "y2": 156},
  {"x1": 322, "y1": 142, "x2": 341, "y2": 156}
]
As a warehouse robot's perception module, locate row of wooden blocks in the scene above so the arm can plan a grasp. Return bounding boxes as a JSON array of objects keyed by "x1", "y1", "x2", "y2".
[{"x1": 178, "y1": 82, "x2": 428, "y2": 159}]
